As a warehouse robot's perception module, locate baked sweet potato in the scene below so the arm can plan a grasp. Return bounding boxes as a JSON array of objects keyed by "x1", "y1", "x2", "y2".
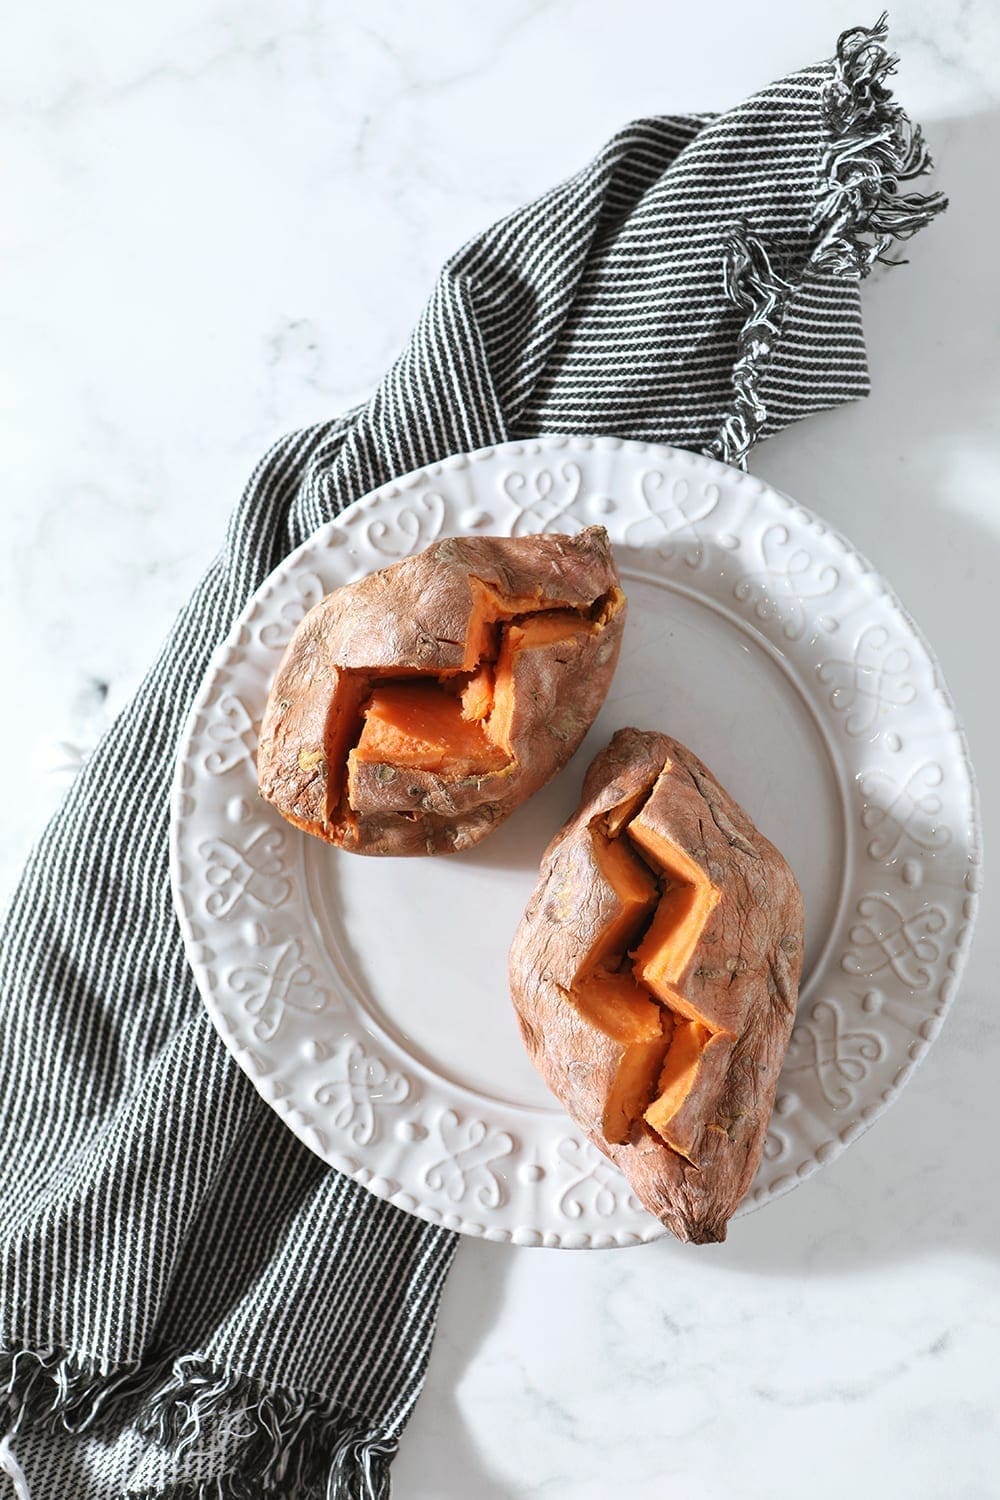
[
  {"x1": 257, "y1": 528, "x2": 625, "y2": 855},
  {"x1": 508, "y1": 728, "x2": 804, "y2": 1243}
]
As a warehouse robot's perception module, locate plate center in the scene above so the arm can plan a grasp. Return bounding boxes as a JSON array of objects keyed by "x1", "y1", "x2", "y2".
[{"x1": 304, "y1": 574, "x2": 846, "y2": 1111}]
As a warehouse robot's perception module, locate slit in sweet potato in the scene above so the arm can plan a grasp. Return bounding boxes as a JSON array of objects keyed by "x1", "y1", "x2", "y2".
[
  {"x1": 331, "y1": 589, "x2": 623, "y2": 827},
  {"x1": 565, "y1": 765, "x2": 730, "y2": 1152},
  {"x1": 604, "y1": 1033, "x2": 674, "y2": 1147},
  {"x1": 507, "y1": 727, "x2": 806, "y2": 1241},
  {"x1": 583, "y1": 831, "x2": 659, "y2": 971},
  {"x1": 564, "y1": 971, "x2": 671, "y2": 1147},
  {"x1": 644, "y1": 1025, "x2": 733, "y2": 1161},
  {"x1": 485, "y1": 607, "x2": 615, "y2": 755},
  {"x1": 258, "y1": 528, "x2": 626, "y2": 855}
]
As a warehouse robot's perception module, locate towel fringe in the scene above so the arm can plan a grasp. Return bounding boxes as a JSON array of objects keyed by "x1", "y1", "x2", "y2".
[
  {"x1": 710, "y1": 229, "x2": 794, "y2": 468},
  {"x1": 710, "y1": 13, "x2": 946, "y2": 467},
  {"x1": 815, "y1": 11, "x2": 947, "y2": 276},
  {"x1": 1, "y1": 1346, "x2": 393, "y2": 1499}
]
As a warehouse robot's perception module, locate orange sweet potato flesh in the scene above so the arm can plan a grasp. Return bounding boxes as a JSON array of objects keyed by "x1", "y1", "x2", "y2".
[
  {"x1": 257, "y1": 528, "x2": 625, "y2": 855},
  {"x1": 508, "y1": 728, "x2": 804, "y2": 1243},
  {"x1": 352, "y1": 681, "x2": 508, "y2": 775}
]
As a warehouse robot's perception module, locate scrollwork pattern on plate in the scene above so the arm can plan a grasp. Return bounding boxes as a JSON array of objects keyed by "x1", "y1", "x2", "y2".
[
  {"x1": 733, "y1": 523, "x2": 839, "y2": 640},
  {"x1": 503, "y1": 462, "x2": 584, "y2": 535},
  {"x1": 623, "y1": 471, "x2": 720, "y2": 567},
  {"x1": 228, "y1": 936, "x2": 331, "y2": 1042},
  {"x1": 314, "y1": 1041, "x2": 410, "y2": 1145},
  {"x1": 555, "y1": 1138, "x2": 641, "y2": 1219},
  {"x1": 258, "y1": 571, "x2": 325, "y2": 650},
  {"x1": 199, "y1": 828, "x2": 292, "y2": 917},
  {"x1": 842, "y1": 894, "x2": 947, "y2": 989},
  {"x1": 817, "y1": 624, "x2": 916, "y2": 737},
  {"x1": 202, "y1": 693, "x2": 256, "y2": 776},
  {"x1": 783, "y1": 998, "x2": 885, "y2": 1109},
  {"x1": 364, "y1": 492, "x2": 445, "y2": 558},
  {"x1": 858, "y1": 762, "x2": 952, "y2": 861},
  {"x1": 172, "y1": 436, "x2": 978, "y2": 1244},
  {"x1": 422, "y1": 1111, "x2": 514, "y2": 1209}
]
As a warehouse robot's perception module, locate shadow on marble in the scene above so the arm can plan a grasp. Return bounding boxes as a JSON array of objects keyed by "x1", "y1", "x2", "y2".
[
  {"x1": 682, "y1": 108, "x2": 1000, "y2": 1276},
  {"x1": 392, "y1": 1239, "x2": 517, "y2": 1500},
  {"x1": 723, "y1": 1017, "x2": 999, "y2": 1272},
  {"x1": 452, "y1": 114, "x2": 1000, "y2": 1280}
]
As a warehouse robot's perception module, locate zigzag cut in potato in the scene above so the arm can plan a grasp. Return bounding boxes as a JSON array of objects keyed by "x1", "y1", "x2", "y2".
[
  {"x1": 257, "y1": 528, "x2": 625, "y2": 855},
  {"x1": 509, "y1": 729, "x2": 804, "y2": 1242}
]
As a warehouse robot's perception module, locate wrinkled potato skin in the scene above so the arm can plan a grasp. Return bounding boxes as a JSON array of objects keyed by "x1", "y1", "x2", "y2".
[
  {"x1": 509, "y1": 728, "x2": 805, "y2": 1243},
  {"x1": 256, "y1": 527, "x2": 624, "y2": 855}
]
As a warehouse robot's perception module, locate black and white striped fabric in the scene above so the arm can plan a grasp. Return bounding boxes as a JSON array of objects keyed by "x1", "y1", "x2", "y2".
[{"x1": 0, "y1": 19, "x2": 942, "y2": 1499}]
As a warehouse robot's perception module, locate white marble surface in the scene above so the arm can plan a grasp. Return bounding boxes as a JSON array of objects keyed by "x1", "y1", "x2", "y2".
[{"x1": 3, "y1": 2, "x2": 999, "y2": 1496}]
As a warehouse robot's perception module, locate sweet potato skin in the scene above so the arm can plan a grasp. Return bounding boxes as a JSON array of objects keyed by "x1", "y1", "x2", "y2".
[
  {"x1": 256, "y1": 528, "x2": 624, "y2": 855},
  {"x1": 508, "y1": 728, "x2": 804, "y2": 1243}
]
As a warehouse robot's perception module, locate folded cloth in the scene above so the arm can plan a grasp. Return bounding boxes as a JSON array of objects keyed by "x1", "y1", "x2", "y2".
[{"x1": 0, "y1": 17, "x2": 943, "y2": 1499}]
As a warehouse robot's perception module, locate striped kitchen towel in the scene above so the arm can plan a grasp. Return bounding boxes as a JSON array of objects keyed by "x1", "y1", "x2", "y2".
[{"x1": 0, "y1": 17, "x2": 943, "y2": 1500}]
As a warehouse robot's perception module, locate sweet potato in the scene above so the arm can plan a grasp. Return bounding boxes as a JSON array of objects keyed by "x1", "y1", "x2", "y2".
[
  {"x1": 257, "y1": 528, "x2": 626, "y2": 855},
  {"x1": 508, "y1": 728, "x2": 804, "y2": 1243}
]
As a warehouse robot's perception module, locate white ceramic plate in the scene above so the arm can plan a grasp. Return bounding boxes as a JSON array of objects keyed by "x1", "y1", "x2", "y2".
[{"x1": 170, "y1": 437, "x2": 980, "y2": 1248}]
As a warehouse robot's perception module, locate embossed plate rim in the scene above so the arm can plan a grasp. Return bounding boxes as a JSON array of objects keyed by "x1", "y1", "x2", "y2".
[{"x1": 169, "y1": 435, "x2": 981, "y2": 1248}]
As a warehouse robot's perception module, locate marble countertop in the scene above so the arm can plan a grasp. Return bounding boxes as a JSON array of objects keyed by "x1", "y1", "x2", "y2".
[{"x1": 4, "y1": 2, "x2": 998, "y2": 1496}]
